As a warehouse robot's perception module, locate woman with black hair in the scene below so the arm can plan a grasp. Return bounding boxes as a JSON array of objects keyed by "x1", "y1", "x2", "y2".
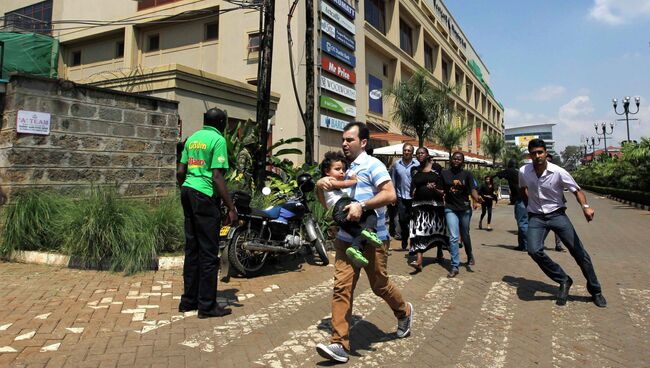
[
  {"x1": 478, "y1": 175, "x2": 497, "y2": 230},
  {"x1": 407, "y1": 147, "x2": 447, "y2": 273}
]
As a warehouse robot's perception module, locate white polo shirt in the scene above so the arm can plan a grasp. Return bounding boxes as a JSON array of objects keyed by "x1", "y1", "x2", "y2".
[{"x1": 518, "y1": 162, "x2": 581, "y2": 215}]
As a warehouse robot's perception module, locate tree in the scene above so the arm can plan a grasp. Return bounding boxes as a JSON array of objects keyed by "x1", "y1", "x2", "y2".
[
  {"x1": 434, "y1": 120, "x2": 471, "y2": 161},
  {"x1": 481, "y1": 132, "x2": 505, "y2": 167},
  {"x1": 385, "y1": 69, "x2": 457, "y2": 147},
  {"x1": 560, "y1": 145, "x2": 582, "y2": 171},
  {"x1": 500, "y1": 144, "x2": 526, "y2": 167}
]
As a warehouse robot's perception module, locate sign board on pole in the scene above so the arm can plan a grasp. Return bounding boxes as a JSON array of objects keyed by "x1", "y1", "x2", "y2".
[
  {"x1": 321, "y1": 38, "x2": 356, "y2": 67},
  {"x1": 16, "y1": 110, "x2": 51, "y2": 135},
  {"x1": 325, "y1": 0, "x2": 355, "y2": 19},
  {"x1": 321, "y1": 19, "x2": 355, "y2": 50},
  {"x1": 320, "y1": 75, "x2": 356, "y2": 100},
  {"x1": 321, "y1": 56, "x2": 356, "y2": 83},
  {"x1": 320, "y1": 95, "x2": 357, "y2": 117},
  {"x1": 321, "y1": 2, "x2": 355, "y2": 34},
  {"x1": 515, "y1": 135, "x2": 539, "y2": 149},
  {"x1": 320, "y1": 114, "x2": 350, "y2": 132}
]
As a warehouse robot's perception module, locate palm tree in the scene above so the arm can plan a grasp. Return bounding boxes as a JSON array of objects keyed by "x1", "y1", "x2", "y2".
[
  {"x1": 385, "y1": 69, "x2": 434, "y2": 147},
  {"x1": 434, "y1": 120, "x2": 472, "y2": 161},
  {"x1": 481, "y1": 132, "x2": 505, "y2": 167},
  {"x1": 500, "y1": 144, "x2": 526, "y2": 167},
  {"x1": 385, "y1": 69, "x2": 459, "y2": 147}
]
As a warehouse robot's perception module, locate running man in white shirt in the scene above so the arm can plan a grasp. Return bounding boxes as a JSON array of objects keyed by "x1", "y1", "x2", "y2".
[{"x1": 518, "y1": 139, "x2": 606, "y2": 308}]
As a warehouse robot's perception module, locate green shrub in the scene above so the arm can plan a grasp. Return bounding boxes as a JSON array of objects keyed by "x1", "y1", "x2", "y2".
[
  {"x1": 149, "y1": 191, "x2": 184, "y2": 254},
  {"x1": 0, "y1": 190, "x2": 69, "y2": 255}
]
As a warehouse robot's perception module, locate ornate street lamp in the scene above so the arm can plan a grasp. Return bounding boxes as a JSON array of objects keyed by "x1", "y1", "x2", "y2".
[
  {"x1": 612, "y1": 96, "x2": 640, "y2": 143},
  {"x1": 585, "y1": 136, "x2": 600, "y2": 159},
  {"x1": 594, "y1": 122, "x2": 614, "y2": 156}
]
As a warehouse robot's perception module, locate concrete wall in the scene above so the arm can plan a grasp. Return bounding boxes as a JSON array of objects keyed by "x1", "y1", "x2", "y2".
[{"x1": 0, "y1": 74, "x2": 180, "y2": 199}]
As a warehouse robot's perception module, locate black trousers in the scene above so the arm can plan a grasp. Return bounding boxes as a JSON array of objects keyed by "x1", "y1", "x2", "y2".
[
  {"x1": 397, "y1": 198, "x2": 413, "y2": 249},
  {"x1": 480, "y1": 201, "x2": 493, "y2": 224},
  {"x1": 180, "y1": 187, "x2": 221, "y2": 312},
  {"x1": 332, "y1": 197, "x2": 377, "y2": 252}
]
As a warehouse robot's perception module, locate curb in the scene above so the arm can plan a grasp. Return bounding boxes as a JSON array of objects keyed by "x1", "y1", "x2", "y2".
[
  {"x1": 5, "y1": 250, "x2": 184, "y2": 270},
  {"x1": 603, "y1": 195, "x2": 650, "y2": 211}
]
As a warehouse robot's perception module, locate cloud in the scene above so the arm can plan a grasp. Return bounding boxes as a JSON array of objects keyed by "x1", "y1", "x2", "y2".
[
  {"x1": 559, "y1": 96, "x2": 595, "y2": 119},
  {"x1": 504, "y1": 107, "x2": 549, "y2": 125},
  {"x1": 521, "y1": 85, "x2": 566, "y2": 102},
  {"x1": 588, "y1": 0, "x2": 650, "y2": 25}
]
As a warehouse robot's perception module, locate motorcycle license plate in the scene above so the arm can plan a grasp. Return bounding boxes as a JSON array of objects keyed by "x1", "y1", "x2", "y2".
[{"x1": 219, "y1": 226, "x2": 230, "y2": 237}]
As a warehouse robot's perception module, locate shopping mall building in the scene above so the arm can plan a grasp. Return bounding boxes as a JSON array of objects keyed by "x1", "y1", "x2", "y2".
[{"x1": 1, "y1": 0, "x2": 504, "y2": 163}]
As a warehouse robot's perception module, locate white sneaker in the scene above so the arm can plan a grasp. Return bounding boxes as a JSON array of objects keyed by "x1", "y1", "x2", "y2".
[
  {"x1": 316, "y1": 342, "x2": 349, "y2": 363},
  {"x1": 396, "y1": 302, "x2": 413, "y2": 338}
]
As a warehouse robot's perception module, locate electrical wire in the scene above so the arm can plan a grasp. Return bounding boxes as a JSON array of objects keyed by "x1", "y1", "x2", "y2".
[{"x1": 287, "y1": 0, "x2": 307, "y2": 127}]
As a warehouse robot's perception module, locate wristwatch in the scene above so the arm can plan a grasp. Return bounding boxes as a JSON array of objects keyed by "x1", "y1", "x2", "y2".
[
  {"x1": 582, "y1": 204, "x2": 590, "y2": 209},
  {"x1": 359, "y1": 201, "x2": 368, "y2": 212}
]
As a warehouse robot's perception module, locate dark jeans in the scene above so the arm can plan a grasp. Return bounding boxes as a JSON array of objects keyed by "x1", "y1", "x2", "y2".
[
  {"x1": 180, "y1": 187, "x2": 222, "y2": 312},
  {"x1": 480, "y1": 202, "x2": 493, "y2": 224},
  {"x1": 514, "y1": 200, "x2": 529, "y2": 249},
  {"x1": 397, "y1": 198, "x2": 413, "y2": 249},
  {"x1": 333, "y1": 197, "x2": 377, "y2": 253},
  {"x1": 527, "y1": 209, "x2": 602, "y2": 295}
]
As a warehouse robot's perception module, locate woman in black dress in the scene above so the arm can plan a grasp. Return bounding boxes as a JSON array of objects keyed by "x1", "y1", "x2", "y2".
[
  {"x1": 478, "y1": 175, "x2": 497, "y2": 230},
  {"x1": 408, "y1": 147, "x2": 446, "y2": 273}
]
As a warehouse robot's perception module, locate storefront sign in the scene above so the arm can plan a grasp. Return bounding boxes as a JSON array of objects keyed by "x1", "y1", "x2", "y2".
[
  {"x1": 321, "y1": 56, "x2": 356, "y2": 83},
  {"x1": 16, "y1": 110, "x2": 51, "y2": 135},
  {"x1": 321, "y1": 2, "x2": 355, "y2": 35},
  {"x1": 320, "y1": 114, "x2": 350, "y2": 132},
  {"x1": 320, "y1": 76, "x2": 356, "y2": 100},
  {"x1": 321, "y1": 38, "x2": 355, "y2": 67},
  {"x1": 321, "y1": 19, "x2": 355, "y2": 50},
  {"x1": 320, "y1": 95, "x2": 357, "y2": 117},
  {"x1": 368, "y1": 74, "x2": 383, "y2": 114},
  {"x1": 326, "y1": 0, "x2": 355, "y2": 19}
]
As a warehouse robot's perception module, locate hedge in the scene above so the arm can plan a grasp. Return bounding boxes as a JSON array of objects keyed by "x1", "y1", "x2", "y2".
[{"x1": 580, "y1": 184, "x2": 650, "y2": 207}]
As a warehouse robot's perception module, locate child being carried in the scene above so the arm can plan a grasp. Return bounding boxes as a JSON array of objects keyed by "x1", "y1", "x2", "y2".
[{"x1": 318, "y1": 151, "x2": 383, "y2": 268}]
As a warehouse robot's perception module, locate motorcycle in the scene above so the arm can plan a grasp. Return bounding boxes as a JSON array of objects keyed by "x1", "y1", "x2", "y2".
[{"x1": 219, "y1": 173, "x2": 329, "y2": 278}]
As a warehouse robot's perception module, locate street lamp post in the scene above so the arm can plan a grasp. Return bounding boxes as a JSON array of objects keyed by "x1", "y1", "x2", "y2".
[
  {"x1": 612, "y1": 96, "x2": 641, "y2": 143},
  {"x1": 585, "y1": 136, "x2": 601, "y2": 160},
  {"x1": 594, "y1": 122, "x2": 614, "y2": 156}
]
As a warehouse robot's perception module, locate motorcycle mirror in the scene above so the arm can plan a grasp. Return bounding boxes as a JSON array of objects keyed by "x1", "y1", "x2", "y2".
[{"x1": 261, "y1": 187, "x2": 272, "y2": 196}]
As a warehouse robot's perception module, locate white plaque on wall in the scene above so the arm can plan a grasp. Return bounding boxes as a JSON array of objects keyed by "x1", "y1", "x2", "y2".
[{"x1": 17, "y1": 110, "x2": 51, "y2": 135}]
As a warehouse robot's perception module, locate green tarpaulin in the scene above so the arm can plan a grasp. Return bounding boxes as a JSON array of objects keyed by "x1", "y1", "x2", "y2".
[
  {"x1": 467, "y1": 59, "x2": 496, "y2": 99},
  {"x1": 0, "y1": 32, "x2": 59, "y2": 79}
]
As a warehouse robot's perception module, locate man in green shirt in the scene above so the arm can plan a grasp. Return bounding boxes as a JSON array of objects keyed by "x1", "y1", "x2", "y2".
[{"x1": 177, "y1": 108, "x2": 238, "y2": 319}]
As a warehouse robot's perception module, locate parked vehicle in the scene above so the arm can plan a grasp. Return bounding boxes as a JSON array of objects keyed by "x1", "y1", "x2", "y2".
[
  {"x1": 219, "y1": 173, "x2": 329, "y2": 278},
  {"x1": 498, "y1": 185, "x2": 510, "y2": 201}
]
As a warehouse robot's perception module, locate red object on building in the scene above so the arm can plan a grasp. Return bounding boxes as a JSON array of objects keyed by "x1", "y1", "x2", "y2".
[{"x1": 321, "y1": 56, "x2": 356, "y2": 84}]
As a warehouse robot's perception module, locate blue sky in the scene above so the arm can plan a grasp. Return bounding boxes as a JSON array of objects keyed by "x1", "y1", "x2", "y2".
[{"x1": 446, "y1": 0, "x2": 650, "y2": 153}]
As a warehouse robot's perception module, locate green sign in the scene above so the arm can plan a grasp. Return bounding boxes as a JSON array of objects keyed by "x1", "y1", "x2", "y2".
[{"x1": 320, "y1": 95, "x2": 356, "y2": 117}]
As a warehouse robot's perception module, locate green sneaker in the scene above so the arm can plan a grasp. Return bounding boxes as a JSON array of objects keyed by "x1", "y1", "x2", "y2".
[
  {"x1": 345, "y1": 247, "x2": 369, "y2": 268},
  {"x1": 361, "y1": 230, "x2": 383, "y2": 247}
]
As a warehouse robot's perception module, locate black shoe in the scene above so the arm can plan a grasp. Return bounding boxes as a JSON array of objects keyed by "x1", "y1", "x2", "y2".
[
  {"x1": 178, "y1": 304, "x2": 197, "y2": 313},
  {"x1": 555, "y1": 246, "x2": 565, "y2": 252},
  {"x1": 468, "y1": 256, "x2": 475, "y2": 266},
  {"x1": 592, "y1": 293, "x2": 607, "y2": 308},
  {"x1": 447, "y1": 268, "x2": 459, "y2": 278},
  {"x1": 198, "y1": 306, "x2": 232, "y2": 319},
  {"x1": 556, "y1": 277, "x2": 573, "y2": 306}
]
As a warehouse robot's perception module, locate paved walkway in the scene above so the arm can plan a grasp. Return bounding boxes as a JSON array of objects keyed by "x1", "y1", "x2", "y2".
[{"x1": 1, "y1": 192, "x2": 649, "y2": 367}]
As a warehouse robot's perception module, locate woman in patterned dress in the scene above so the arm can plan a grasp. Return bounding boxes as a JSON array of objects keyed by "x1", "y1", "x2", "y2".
[{"x1": 408, "y1": 147, "x2": 447, "y2": 273}]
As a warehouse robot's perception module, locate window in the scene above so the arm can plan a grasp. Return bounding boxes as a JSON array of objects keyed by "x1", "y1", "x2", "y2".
[
  {"x1": 3, "y1": 0, "x2": 52, "y2": 34},
  {"x1": 399, "y1": 20, "x2": 413, "y2": 56},
  {"x1": 205, "y1": 22, "x2": 219, "y2": 41},
  {"x1": 137, "y1": 0, "x2": 183, "y2": 11},
  {"x1": 466, "y1": 82, "x2": 472, "y2": 102},
  {"x1": 115, "y1": 41, "x2": 125, "y2": 58},
  {"x1": 441, "y1": 59, "x2": 449, "y2": 85},
  {"x1": 424, "y1": 43, "x2": 434, "y2": 73},
  {"x1": 71, "y1": 51, "x2": 82, "y2": 67},
  {"x1": 365, "y1": 0, "x2": 386, "y2": 34},
  {"x1": 382, "y1": 64, "x2": 388, "y2": 77},
  {"x1": 248, "y1": 33, "x2": 262, "y2": 53},
  {"x1": 147, "y1": 34, "x2": 160, "y2": 52}
]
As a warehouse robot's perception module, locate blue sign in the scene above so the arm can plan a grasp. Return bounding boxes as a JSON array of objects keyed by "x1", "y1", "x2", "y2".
[
  {"x1": 368, "y1": 74, "x2": 383, "y2": 114},
  {"x1": 325, "y1": 0, "x2": 355, "y2": 20},
  {"x1": 321, "y1": 38, "x2": 356, "y2": 67},
  {"x1": 321, "y1": 19, "x2": 355, "y2": 51}
]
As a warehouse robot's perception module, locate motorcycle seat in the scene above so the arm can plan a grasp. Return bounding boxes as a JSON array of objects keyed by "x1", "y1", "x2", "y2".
[{"x1": 249, "y1": 208, "x2": 276, "y2": 219}]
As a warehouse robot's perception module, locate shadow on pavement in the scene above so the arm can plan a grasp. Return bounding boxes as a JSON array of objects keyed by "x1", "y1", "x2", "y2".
[
  {"x1": 481, "y1": 243, "x2": 521, "y2": 251},
  {"x1": 217, "y1": 288, "x2": 242, "y2": 307},
  {"x1": 502, "y1": 275, "x2": 593, "y2": 304}
]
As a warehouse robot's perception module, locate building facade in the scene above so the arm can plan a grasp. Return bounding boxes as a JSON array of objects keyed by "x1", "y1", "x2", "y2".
[
  {"x1": 504, "y1": 123, "x2": 558, "y2": 154},
  {"x1": 1, "y1": 0, "x2": 503, "y2": 162}
]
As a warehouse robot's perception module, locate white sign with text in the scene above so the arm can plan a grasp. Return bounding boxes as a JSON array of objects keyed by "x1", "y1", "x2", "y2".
[{"x1": 17, "y1": 110, "x2": 51, "y2": 135}]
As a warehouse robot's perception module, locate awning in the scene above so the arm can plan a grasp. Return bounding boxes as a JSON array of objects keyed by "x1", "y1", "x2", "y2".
[
  {"x1": 373, "y1": 144, "x2": 447, "y2": 157},
  {"x1": 370, "y1": 132, "x2": 417, "y2": 142}
]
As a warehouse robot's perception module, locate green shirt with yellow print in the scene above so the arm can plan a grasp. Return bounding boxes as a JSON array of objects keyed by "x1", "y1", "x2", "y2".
[{"x1": 180, "y1": 125, "x2": 229, "y2": 197}]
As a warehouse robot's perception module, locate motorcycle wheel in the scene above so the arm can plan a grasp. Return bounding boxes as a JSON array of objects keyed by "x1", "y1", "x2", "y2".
[
  {"x1": 228, "y1": 229, "x2": 268, "y2": 277},
  {"x1": 312, "y1": 224, "x2": 330, "y2": 266}
]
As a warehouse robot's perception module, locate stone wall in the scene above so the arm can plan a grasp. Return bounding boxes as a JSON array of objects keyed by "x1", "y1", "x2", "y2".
[{"x1": 0, "y1": 74, "x2": 180, "y2": 199}]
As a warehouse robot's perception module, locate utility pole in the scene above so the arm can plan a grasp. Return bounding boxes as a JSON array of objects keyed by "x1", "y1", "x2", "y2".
[
  {"x1": 254, "y1": 0, "x2": 276, "y2": 190},
  {"x1": 304, "y1": 0, "x2": 315, "y2": 165}
]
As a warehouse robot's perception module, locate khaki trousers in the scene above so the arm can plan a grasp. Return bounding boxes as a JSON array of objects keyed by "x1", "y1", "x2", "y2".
[{"x1": 330, "y1": 238, "x2": 408, "y2": 351}]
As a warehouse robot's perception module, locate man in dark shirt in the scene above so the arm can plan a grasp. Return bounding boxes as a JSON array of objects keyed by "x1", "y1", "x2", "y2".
[{"x1": 494, "y1": 158, "x2": 528, "y2": 251}]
